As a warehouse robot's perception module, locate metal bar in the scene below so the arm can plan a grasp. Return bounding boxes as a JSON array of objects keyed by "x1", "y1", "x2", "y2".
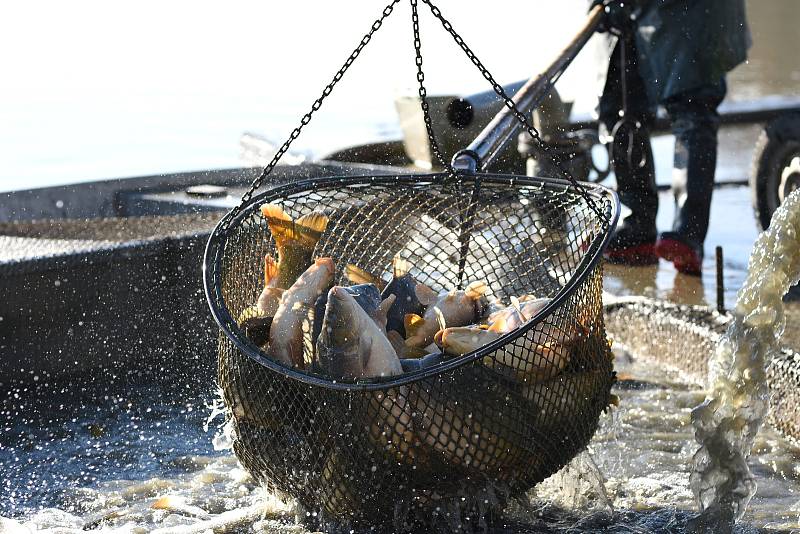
[
  {"x1": 716, "y1": 246, "x2": 725, "y2": 314},
  {"x1": 569, "y1": 97, "x2": 800, "y2": 133},
  {"x1": 457, "y1": 4, "x2": 605, "y2": 171}
]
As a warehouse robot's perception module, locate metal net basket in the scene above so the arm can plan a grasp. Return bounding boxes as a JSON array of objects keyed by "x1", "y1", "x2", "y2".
[{"x1": 204, "y1": 172, "x2": 619, "y2": 527}]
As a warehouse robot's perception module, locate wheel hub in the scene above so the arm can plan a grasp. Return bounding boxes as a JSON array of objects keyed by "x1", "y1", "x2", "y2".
[{"x1": 779, "y1": 155, "x2": 800, "y2": 203}]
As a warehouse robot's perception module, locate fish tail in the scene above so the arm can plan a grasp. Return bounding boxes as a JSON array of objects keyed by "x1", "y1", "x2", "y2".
[
  {"x1": 295, "y1": 212, "x2": 329, "y2": 242},
  {"x1": 260, "y1": 204, "x2": 328, "y2": 247}
]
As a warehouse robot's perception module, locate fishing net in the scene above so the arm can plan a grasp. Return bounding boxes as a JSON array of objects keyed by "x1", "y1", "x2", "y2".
[
  {"x1": 203, "y1": 0, "x2": 619, "y2": 528},
  {"x1": 205, "y1": 173, "x2": 617, "y2": 525}
]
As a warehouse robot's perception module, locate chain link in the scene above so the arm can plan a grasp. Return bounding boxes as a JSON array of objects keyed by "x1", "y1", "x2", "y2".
[
  {"x1": 226, "y1": 0, "x2": 402, "y2": 227},
  {"x1": 419, "y1": 0, "x2": 610, "y2": 226},
  {"x1": 410, "y1": 0, "x2": 453, "y2": 173},
  {"x1": 229, "y1": 0, "x2": 608, "y2": 229}
]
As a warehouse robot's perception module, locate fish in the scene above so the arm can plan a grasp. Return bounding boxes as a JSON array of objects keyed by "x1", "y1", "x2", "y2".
[
  {"x1": 317, "y1": 287, "x2": 416, "y2": 464},
  {"x1": 387, "y1": 330, "x2": 438, "y2": 359},
  {"x1": 434, "y1": 325, "x2": 571, "y2": 381},
  {"x1": 268, "y1": 257, "x2": 335, "y2": 368},
  {"x1": 410, "y1": 375, "x2": 522, "y2": 474},
  {"x1": 260, "y1": 204, "x2": 329, "y2": 290},
  {"x1": 404, "y1": 281, "x2": 489, "y2": 348},
  {"x1": 237, "y1": 305, "x2": 272, "y2": 348},
  {"x1": 486, "y1": 296, "x2": 551, "y2": 332},
  {"x1": 309, "y1": 283, "x2": 384, "y2": 364},
  {"x1": 521, "y1": 369, "x2": 614, "y2": 427},
  {"x1": 316, "y1": 286, "x2": 401, "y2": 380},
  {"x1": 346, "y1": 257, "x2": 426, "y2": 337}
]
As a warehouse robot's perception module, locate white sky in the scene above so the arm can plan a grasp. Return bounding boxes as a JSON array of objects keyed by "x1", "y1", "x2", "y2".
[{"x1": 0, "y1": 1, "x2": 593, "y2": 99}]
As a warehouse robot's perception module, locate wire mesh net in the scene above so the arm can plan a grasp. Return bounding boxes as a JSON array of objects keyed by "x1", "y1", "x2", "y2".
[{"x1": 205, "y1": 172, "x2": 617, "y2": 527}]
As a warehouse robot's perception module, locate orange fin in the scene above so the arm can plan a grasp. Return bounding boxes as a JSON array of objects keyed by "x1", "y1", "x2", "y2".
[
  {"x1": 264, "y1": 255, "x2": 279, "y2": 287},
  {"x1": 404, "y1": 313, "x2": 425, "y2": 339},
  {"x1": 488, "y1": 315, "x2": 509, "y2": 333},
  {"x1": 296, "y1": 212, "x2": 329, "y2": 238},
  {"x1": 260, "y1": 204, "x2": 328, "y2": 247}
]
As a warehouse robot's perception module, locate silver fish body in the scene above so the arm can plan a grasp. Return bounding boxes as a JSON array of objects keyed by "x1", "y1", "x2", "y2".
[
  {"x1": 405, "y1": 281, "x2": 488, "y2": 348},
  {"x1": 317, "y1": 286, "x2": 401, "y2": 380},
  {"x1": 268, "y1": 257, "x2": 334, "y2": 368}
]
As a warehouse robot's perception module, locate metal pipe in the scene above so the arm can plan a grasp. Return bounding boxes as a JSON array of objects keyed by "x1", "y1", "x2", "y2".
[
  {"x1": 716, "y1": 246, "x2": 726, "y2": 314},
  {"x1": 453, "y1": 4, "x2": 605, "y2": 171}
]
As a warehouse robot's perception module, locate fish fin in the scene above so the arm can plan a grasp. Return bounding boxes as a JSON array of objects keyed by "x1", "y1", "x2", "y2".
[
  {"x1": 510, "y1": 296, "x2": 522, "y2": 313},
  {"x1": 433, "y1": 329, "x2": 445, "y2": 346},
  {"x1": 465, "y1": 281, "x2": 488, "y2": 300},
  {"x1": 260, "y1": 204, "x2": 295, "y2": 246},
  {"x1": 392, "y1": 256, "x2": 411, "y2": 278},
  {"x1": 415, "y1": 283, "x2": 438, "y2": 307},
  {"x1": 296, "y1": 211, "x2": 328, "y2": 233},
  {"x1": 264, "y1": 255, "x2": 279, "y2": 287},
  {"x1": 345, "y1": 263, "x2": 383, "y2": 289},
  {"x1": 488, "y1": 316, "x2": 508, "y2": 333},
  {"x1": 386, "y1": 330, "x2": 406, "y2": 357},
  {"x1": 261, "y1": 204, "x2": 328, "y2": 247},
  {"x1": 404, "y1": 313, "x2": 425, "y2": 339},
  {"x1": 433, "y1": 306, "x2": 446, "y2": 331},
  {"x1": 377, "y1": 294, "x2": 396, "y2": 322},
  {"x1": 359, "y1": 336, "x2": 373, "y2": 374}
]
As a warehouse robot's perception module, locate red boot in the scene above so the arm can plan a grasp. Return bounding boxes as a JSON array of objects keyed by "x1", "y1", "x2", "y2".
[
  {"x1": 655, "y1": 232, "x2": 703, "y2": 276},
  {"x1": 603, "y1": 223, "x2": 658, "y2": 266}
]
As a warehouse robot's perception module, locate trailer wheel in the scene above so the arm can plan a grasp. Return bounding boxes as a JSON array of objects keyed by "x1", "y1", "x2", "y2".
[{"x1": 750, "y1": 113, "x2": 800, "y2": 230}]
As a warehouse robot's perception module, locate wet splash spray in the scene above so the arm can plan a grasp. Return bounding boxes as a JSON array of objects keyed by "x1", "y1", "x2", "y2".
[{"x1": 689, "y1": 190, "x2": 800, "y2": 531}]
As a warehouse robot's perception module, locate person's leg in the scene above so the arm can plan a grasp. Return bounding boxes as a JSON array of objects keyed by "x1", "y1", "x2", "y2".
[
  {"x1": 655, "y1": 79, "x2": 726, "y2": 275},
  {"x1": 600, "y1": 33, "x2": 659, "y2": 264}
]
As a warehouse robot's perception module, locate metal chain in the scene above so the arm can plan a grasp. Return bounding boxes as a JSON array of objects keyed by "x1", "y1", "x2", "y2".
[
  {"x1": 420, "y1": 0, "x2": 611, "y2": 226},
  {"x1": 228, "y1": 0, "x2": 403, "y2": 224},
  {"x1": 410, "y1": 0, "x2": 454, "y2": 173}
]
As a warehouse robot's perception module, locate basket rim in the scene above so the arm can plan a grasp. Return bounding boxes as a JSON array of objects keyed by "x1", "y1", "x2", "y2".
[{"x1": 203, "y1": 172, "x2": 620, "y2": 391}]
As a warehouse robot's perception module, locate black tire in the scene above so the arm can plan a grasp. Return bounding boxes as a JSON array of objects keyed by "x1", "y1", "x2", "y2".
[{"x1": 750, "y1": 113, "x2": 800, "y2": 230}]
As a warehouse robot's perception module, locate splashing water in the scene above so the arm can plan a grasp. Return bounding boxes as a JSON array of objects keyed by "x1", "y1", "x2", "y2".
[{"x1": 689, "y1": 189, "x2": 800, "y2": 531}]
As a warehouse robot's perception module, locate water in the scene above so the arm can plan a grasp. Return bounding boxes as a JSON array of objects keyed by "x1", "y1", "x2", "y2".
[
  {"x1": 7, "y1": 349, "x2": 800, "y2": 532},
  {"x1": 689, "y1": 189, "x2": 800, "y2": 531}
]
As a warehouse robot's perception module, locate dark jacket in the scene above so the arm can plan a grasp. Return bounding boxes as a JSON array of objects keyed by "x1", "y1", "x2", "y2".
[{"x1": 633, "y1": 0, "x2": 751, "y2": 102}]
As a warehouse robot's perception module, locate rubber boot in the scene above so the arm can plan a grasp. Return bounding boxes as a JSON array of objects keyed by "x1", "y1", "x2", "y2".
[
  {"x1": 598, "y1": 34, "x2": 659, "y2": 266},
  {"x1": 655, "y1": 81, "x2": 726, "y2": 276}
]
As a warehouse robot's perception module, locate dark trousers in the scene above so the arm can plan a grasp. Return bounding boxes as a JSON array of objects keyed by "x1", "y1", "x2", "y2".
[{"x1": 599, "y1": 34, "x2": 726, "y2": 248}]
